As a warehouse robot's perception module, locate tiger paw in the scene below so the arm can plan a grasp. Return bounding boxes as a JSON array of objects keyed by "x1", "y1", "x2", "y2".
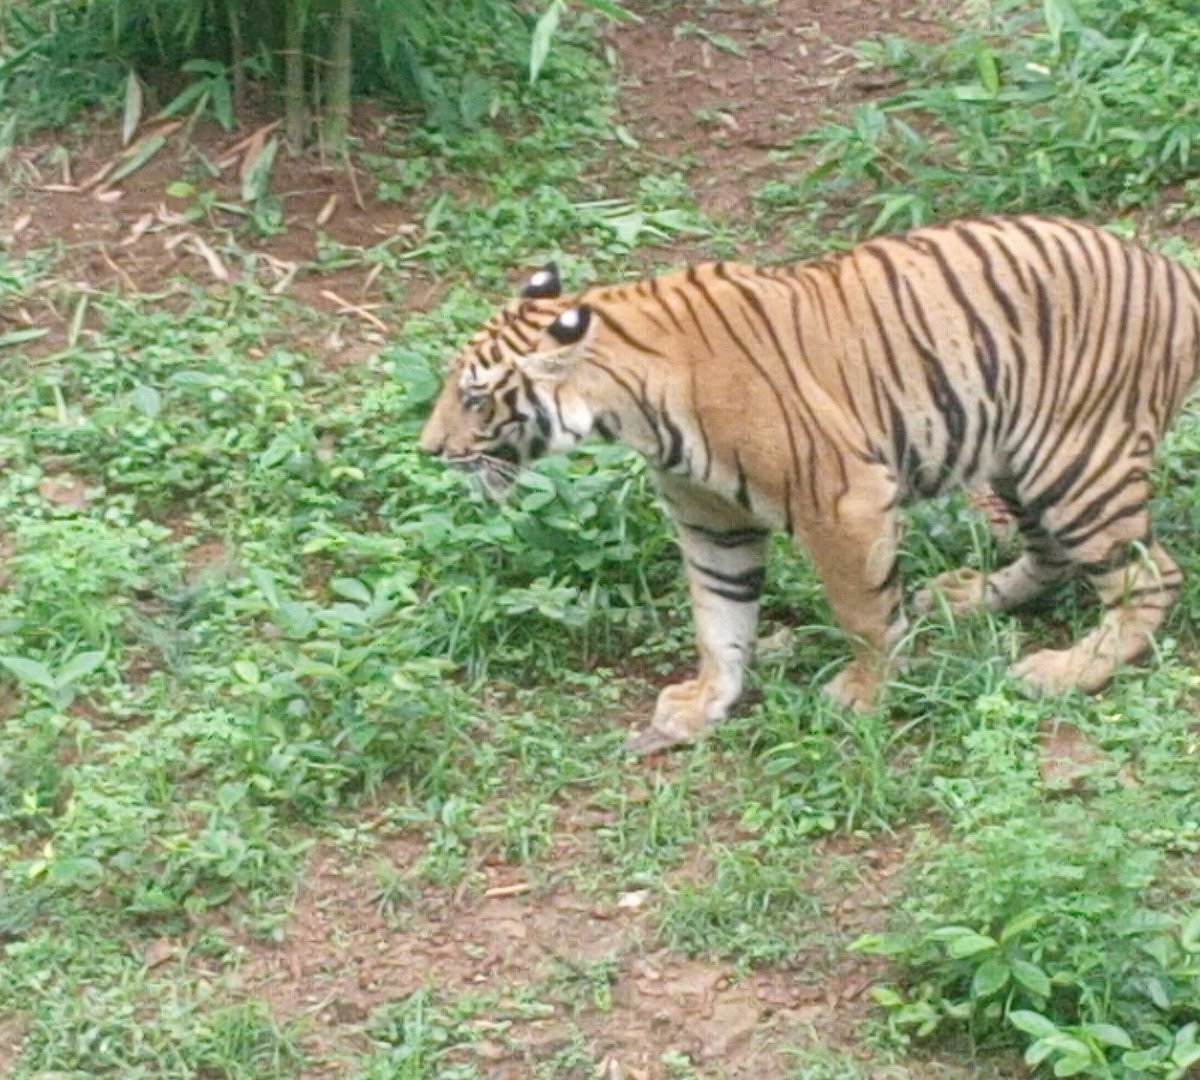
[
  {"x1": 623, "y1": 724, "x2": 698, "y2": 755},
  {"x1": 1011, "y1": 647, "x2": 1114, "y2": 697},
  {"x1": 823, "y1": 661, "x2": 883, "y2": 713},
  {"x1": 913, "y1": 567, "x2": 990, "y2": 615},
  {"x1": 623, "y1": 678, "x2": 726, "y2": 755}
]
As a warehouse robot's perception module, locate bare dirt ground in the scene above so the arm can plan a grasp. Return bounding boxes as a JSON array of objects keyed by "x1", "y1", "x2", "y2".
[
  {"x1": 228, "y1": 829, "x2": 906, "y2": 1078},
  {"x1": 0, "y1": 3, "x2": 982, "y2": 1077},
  {"x1": 1, "y1": 106, "x2": 432, "y2": 369},
  {"x1": 611, "y1": 0, "x2": 946, "y2": 222}
]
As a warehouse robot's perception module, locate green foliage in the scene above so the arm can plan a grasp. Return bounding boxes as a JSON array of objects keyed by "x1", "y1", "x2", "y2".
[
  {"x1": 851, "y1": 694, "x2": 1200, "y2": 1078},
  {"x1": 659, "y1": 841, "x2": 822, "y2": 966},
  {"x1": 355, "y1": 990, "x2": 486, "y2": 1080},
  {"x1": 0, "y1": 0, "x2": 625, "y2": 139},
  {"x1": 772, "y1": 0, "x2": 1200, "y2": 234}
]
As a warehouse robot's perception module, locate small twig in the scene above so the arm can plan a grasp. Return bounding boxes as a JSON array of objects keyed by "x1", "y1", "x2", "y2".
[
  {"x1": 319, "y1": 288, "x2": 387, "y2": 331},
  {"x1": 78, "y1": 160, "x2": 116, "y2": 192},
  {"x1": 483, "y1": 882, "x2": 534, "y2": 899},
  {"x1": 361, "y1": 262, "x2": 382, "y2": 299},
  {"x1": 344, "y1": 153, "x2": 366, "y2": 211},
  {"x1": 98, "y1": 245, "x2": 137, "y2": 293}
]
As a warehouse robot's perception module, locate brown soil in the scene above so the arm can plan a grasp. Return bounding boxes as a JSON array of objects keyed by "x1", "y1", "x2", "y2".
[
  {"x1": 611, "y1": 0, "x2": 948, "y2": 223},
  {"x1": 0, "y1": 1015, "x2": 27, "y2": 1080},
  {"x1": 227, "y1": 831, "x2": 906, "y2": 1079},
  {"x1": 0, "y1": 107, "x2": 442, "y2": 369}
]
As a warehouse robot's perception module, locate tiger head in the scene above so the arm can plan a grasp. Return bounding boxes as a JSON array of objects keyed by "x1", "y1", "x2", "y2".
[{"x1": 418, "y1": 263, "x2": 598, "y2": 497}]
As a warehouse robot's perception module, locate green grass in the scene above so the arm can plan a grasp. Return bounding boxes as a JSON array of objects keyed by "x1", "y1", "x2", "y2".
[
  {"x1": 2, "y1": 2, "x2": 1200, "y2": 1078},
  {"x1": 759, "y1": 0, "x2": 1200, "y2": 238}
]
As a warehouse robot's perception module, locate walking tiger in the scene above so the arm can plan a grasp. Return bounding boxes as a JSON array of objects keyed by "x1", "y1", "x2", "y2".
[{"x1": 419, "y1": 215, "x2": 1198, "y2": 753}]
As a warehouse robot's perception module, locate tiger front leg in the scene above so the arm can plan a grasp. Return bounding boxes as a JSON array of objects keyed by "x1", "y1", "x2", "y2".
[
  {"x1": 625, "y1": 480, "x2": 769, "y2": 755},
  {"x1": 801, "y1": 484, "x2": 907, "y2": 713}
]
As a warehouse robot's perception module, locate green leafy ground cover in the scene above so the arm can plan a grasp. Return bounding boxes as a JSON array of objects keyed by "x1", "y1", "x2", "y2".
[{"x1": 0, "y1": 0, "x2": 1199, "y2": 1077}]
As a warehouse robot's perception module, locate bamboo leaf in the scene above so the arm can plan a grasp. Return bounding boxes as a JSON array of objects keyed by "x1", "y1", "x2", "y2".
[
  {"x1": 0, "y1": 36, "x2": 50, "y2": 81},
  {"x1": 57, "y1": 650, "x2": 107, "y2": 686},
  {"x1": 211, "y1": 74, "x2": 235, "y2": 131},
  {"x1": 530, "y1": 0, "x2": 565, "y2": 84},
  {"x1": 185, "y1": 236, "x2": 232, "y2": 282},
  {"x1": 0, "y1": 328, "x2": 49, "y2": 348},
  {"x1": 0, "y1": 656, "x2": 58, "y2": 692},
  {"x1": 109, "y1": 135, "x2": 167, "y2": 184},
  {"x1": 241, "y1": 136, "x2": 279, "y2": 203},
  {"x1": 156, "y1": 79, "x2": 211, "y2": 122},
  {"x1": 1008, "y1": 1010, "x2": 1060, "y2": 1040},
  {"x1": 1042, "y1": 0, "x2": 1079, "y2": 47},
  {"x1": 122, "y1": 70, "x2": 144, "y2": 146},
  {"x1": 67, "y1": 294, "x2": 89, "y2": 348},
  {"x1": 576, "y1": 0, "x2": 641, "y2": 21}
]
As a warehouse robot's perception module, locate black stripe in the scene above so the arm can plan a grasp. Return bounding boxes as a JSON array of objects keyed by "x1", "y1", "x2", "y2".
[
  {"x1": 679, "y1": 522, "x2": 769, "y2": 547},
  {"x1": 868, "y1": 245, "x2": 968, "y2": 488},
  {"x1": 703, "y1": 585, "x2": 762, "y2": 604},
  {"x1": 688, "y1": 559, "x2": 766, "y2": 593},
  {"x1": 700, "y1": 266, "x2": 809, "y2": 506},
  {"x1": 734, "y1": 452, "x2": 752, "y2": 510},
  {"x1": 594, "y1": 307, "x2": 669, "y2": 358},
  {"x1": 873, "y1": 557, "x2": 900, "y2": 594},
  {"x1": 593, "y1": 412, "x2": 620, "y2": 442},
  {"x1": 954, "y1": 224, "x2": 1022, "y2": 335},
  {"x1": 552, "y1": 385, "x2": 585, "y2": 440},
  {"x1": 587, "y1": 360, "x2": 664, "y2": 459},
  {"x1": 676, "y1": 277, "x2": 717, "y2": 352},
  {"x1": 523, "y1": 371, "x2": 553, "y2": 439},
  {"x1": 926, "y1": 232, "x2": 1002, "y2": 398},
  {"x1": 649, "y1": 277, "x2": 690, "y2": 335},
  {"x1": 659, "y1": 400, "x2": 685, "y2": 472}
]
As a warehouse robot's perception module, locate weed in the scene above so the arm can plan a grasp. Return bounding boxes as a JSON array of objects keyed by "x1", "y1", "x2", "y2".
[
  {"x1": 660, "y1": 841, "x2": 823, "y2": 967},
  {"x1": 769, "y1": 0, "x2": 1200, "y2": 235},
  {"x1": 357, "y1": 990, "x2": 486, "y2": 1080}
]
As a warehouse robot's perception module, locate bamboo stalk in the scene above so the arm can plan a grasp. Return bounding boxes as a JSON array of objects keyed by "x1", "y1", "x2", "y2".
[
  {"x1": 226, "y1": 0, "x2": 246, "y2": 116},
  {"x1": 283, "y1": 0, "x2": 308, "y2": 152},
  {"x1": 324, "y1": 0, "x2": 354, "y2": 153}
]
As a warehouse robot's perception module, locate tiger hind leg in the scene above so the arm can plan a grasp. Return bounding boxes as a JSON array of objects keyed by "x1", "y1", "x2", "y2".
[
  {"x1": 1009, "y1": 460, "x2": 1180, "y2": 695},
  {"x1": 1013, "y1": 540, "x2": 1180, "y2": 695},
  {"x1": 914, "y1": 499, "x2": 1073, "y2": 616},
  {"x1": 914, "y1": 554, "x2": 1070, "y2": 616}
]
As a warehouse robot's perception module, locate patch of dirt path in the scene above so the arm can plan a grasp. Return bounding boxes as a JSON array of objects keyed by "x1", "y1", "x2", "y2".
[
  {"x1": 0, "y1": 108, "x2": 446, "y2": 367},
  {"x1": 231, "y1": 831, "x2": 908, "y2": 1079},
  {"x1": 612, "y1": 0, "x2": 947, "y2": 224},
  {"x1": 0, "y1": 1014, "x2": 27, "y2": 1079}
]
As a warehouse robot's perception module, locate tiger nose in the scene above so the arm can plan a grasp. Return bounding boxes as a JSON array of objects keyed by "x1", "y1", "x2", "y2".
[{"x1": 418, "y1": 422, "x2": 445, "y2": 456}]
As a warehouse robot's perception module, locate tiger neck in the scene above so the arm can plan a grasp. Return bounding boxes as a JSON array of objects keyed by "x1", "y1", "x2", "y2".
[
  {"x1": 573, "y1": 364, "x2": 672, "y2": 465},
  {"x1": 565, "y1": 278, "x2": 689, "y2": 465}
]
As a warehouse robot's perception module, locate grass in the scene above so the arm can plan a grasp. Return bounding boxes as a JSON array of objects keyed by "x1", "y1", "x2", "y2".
[
  {"x1": 1, "y1": 1, "x2": 1200, "y2": 1078},
  {"x1": 759, "y1": 0, "x2": 1200, "y2": 239}
]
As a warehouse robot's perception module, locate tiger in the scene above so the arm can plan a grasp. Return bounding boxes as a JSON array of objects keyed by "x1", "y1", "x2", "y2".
[{"x1": 419, "y1": 214, "x2": 1198, "y2": 754}]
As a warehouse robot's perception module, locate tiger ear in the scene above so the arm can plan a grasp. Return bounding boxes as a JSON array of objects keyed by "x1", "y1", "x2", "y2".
[
  {"x1": 518, "y1": 304, "x2": 592, "y2": 380},
  {"x1": 521, "y1": 262, "x2": 562, "y2": 299},
  {"x1": 546, "y1": 304, "x2": 591, "y2": 345}
]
